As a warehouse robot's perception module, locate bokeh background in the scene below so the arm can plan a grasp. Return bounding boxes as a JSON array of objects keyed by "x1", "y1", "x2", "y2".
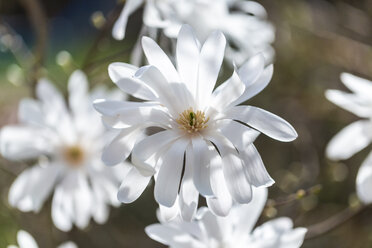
[{"x1": 0, "y1": 0, "x2": 372, "y2": 247}]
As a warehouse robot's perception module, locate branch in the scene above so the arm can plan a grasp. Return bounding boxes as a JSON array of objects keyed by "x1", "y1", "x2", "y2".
[
  {"x1": 18, "y1": 0, "x2": 48, "y2": 97},
  {"x1": 305, "y1": 204, "x2": 365, "y2": 239},
  {"x1": 81, "y1": 3, "x2": 124, "y2": 71}
]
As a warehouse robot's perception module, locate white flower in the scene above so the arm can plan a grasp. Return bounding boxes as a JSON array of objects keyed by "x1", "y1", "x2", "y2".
[
  {"x1": 94, "y1": 25, "x2": 297, "y2": 219},
  {"x1": 113, "y1": 0, "x2": 275, "y2": 64},
  {"x1": 325, "y1": 73, "x2": 372, "y2": 203},
  {"x1": 7, "y1": 230, "x2": 77, "y2": 248},
  {"x1": 146, "y1": 187, "x2": 307, "y2": 248},
  {"x1": 0, "y1": 70, "x2": 130, "y2": 231}
]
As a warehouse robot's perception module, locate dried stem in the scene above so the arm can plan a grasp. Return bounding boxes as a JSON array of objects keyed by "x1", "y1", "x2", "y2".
[
  {"x1": 18, "y1": 0, "x2": 48, "y2": 97},
  {"x1": 81, "y1": 3, "x2": 124, "y2": 71},
  {"x1": 305, "y1": 204, "x2": 366, "y2": 239}
]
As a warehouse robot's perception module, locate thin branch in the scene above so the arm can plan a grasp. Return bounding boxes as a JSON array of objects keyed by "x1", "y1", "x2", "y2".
[
  {"x1": 18, "y1": 0, "x2": 48, "y2": 97},
  {"x1": 81, "y1": 3, "x2": 124, "y2": 71},
  {"x1": 305, "y1": 204, "x2": 366, "y2": 239}
]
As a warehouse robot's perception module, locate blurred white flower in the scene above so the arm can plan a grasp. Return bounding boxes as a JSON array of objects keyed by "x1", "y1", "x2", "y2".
[
  {"x1": 95, "y1": 25, "x2": 297, "y2": 219},
  {"x1": 112, "y1": 0, "x2": 275, "y2": 64},
  {"x1": 0, "y1": 70, "x2": 130, "y2": 231},
  {"x1": 146, "y1": 187, "x2": 307, "y2": 248},
  {"x1": 325, "y1": 73, "x2": 372, "y2": 203},
  {"x1": 7, "y1": 230, "x2": 77, "y2": 248}
]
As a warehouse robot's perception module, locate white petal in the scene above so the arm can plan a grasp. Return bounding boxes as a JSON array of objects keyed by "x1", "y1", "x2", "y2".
[
  {"x1": 57, "y1": 241, "x2": 78, "y2": 248},
  {"x1": 253, "y1": 217, "x2": 307, "y2": 248},
  {"x1": 68, "y1": 70, "x2": 89, "y2": 117},
  {"x1": 235, "y1": 0, "x2": 268, "y2": 18},
  {"x1": 112, "y1": 0, "x2": 144, "y2": 40},
  {"x1": 198, "y1": 209, "x2": 229, "y2": 242},
  {"x1": 117, "y1": 166, "x2": 152, "y2": 203},
  {"x1": 224, "y1": 106, "x2": 298, "y2": 142},
  {"x1": 108, "y1": 62, "x2": 157, "y2": 100},
  {"x1": 17, "y1": 230, "x2": 38, "y2": 248},
  {"x1": 197, "y1": 31, "x2": 226, "y2": 108},
  {"x1": 325, "y1": 89, "x2": 372, "y2": 118},
  {"x1": 0, "y1": 126, "x2": 52, "y2": 160},
  {"x1": 102, "y1": 127, "x2": 142, "y2": 166},
  {"x1": 176, "y1": 24, "x2": 200, "y2": 98},
  {"x1": 356, "y1": 152, "x2": 372, "y2": 204},
  {"x1": 158, "y1": 201, "x2": 180, "y2": 222},
  {"x1": 211, "y1": 70, "x2": 245, "y2": 111},
  {"x1": 190, "y1": 138, "x2": 214, "y2": 197},
  {"x1": 326, "y1": 120, "x2": 372, "y2": 160},
  {"x1": 145, "y1": 224, "x2": 200, "y2": 247},
  {"x1": 9, "y1": 163, "x2": 60, "y2": 212},
  {"x1": 340, "y1": 73, "x2": 372, "y2": 96},
  {"x1": 231, "y1": 187, "x2": 268, "y2": 234},
  {"x1": 208, "y1": 133, "x2": 253, "y2": 203},
  {"x1": 18, "y1": 98, "x2": 44, "y2": 126},
  {"x1": 141, "y1": 37, "x2": 179, "y2": 83},
  {"x1": 233, "y1": 60, "x2": 273, "y2": 105},
  {"x1": 71, "y1": 173, "x2": 93, "y2": 230},
  {"x1": 155, "y1": 138, "x2": 189, "y2": 207},
  {"x1": 179, "y1": 144, "x2": 199, "y2": 221}
]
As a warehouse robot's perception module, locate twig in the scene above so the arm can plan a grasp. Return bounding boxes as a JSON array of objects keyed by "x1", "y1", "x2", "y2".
[
  {"x1": 305, "y1": 204, "x2": 366, "y2": 239},
  {"x1": 18, "y1": 0, "x2": 48, "y2": 97},
  {"x1": 266, "y1": 184, "x2": 322, "y2": 208},
  {"x1": 81, "y1": 3, "x2": 124, "y2": 71}
]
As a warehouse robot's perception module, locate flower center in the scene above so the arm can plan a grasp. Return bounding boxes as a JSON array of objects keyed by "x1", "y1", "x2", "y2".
[
  {"x1": 176, "y1": 108, "x2": 209, "y2": 133},
  {"x1": 63, "y1": 145, "x2": 85, "y2": 167}
]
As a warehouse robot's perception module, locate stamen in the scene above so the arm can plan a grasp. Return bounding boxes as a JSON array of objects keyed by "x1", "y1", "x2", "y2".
[
  {"x1": 176, "y1": 108, "x2": 209, "y2": 133},
  {"x1": 63, "y1": 145, "x2": 85, "y2": 167}
]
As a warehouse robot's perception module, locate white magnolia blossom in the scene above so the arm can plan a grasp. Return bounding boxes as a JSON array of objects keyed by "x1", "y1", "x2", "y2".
[
  {"x1": 0, "y1": 70, "x2": 130, "y2": 231},
  {"x1": 94, "y1": 25, "x2": 297, "y2": 219},
  {"x1": 325, "y1": 73, "x2": 372, "y2": 203},
  {"x1": 113, "y1": 0, "x2": 275, "y2": 64},
  {"x1": 146, "y1": 187, "x2": 307, "y2": 248},
  {"x1": 7, "y1": 230, "x2": 77, "y2": 248}
]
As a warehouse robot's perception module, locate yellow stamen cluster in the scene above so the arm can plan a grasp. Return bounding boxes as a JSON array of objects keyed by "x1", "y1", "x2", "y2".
[
  {"x1": 63, "y1": 145, "x2": 85, "y2": 167},
  {"x1": 176, "y1": 108, "x2": 209, "y2": 133}
]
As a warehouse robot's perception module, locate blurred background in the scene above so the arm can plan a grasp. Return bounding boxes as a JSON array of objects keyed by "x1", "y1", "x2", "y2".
[{"x1": 0, "y1": 0, "x2": 371, "y2": 247}]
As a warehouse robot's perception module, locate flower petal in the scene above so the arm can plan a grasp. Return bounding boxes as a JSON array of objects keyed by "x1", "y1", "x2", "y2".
[
  {"x1": 211, "y1": 70, "x2": 245, "y2": 111},
  {"x1": 9, "y1": 163, "x2": 60, "y2": 212},
  {"x1": 0, "y1": 126, "x2": 53, "y2": 160},
  {"x1": 17, "y1": 230, "x2": 38, "y2": 248},
  {"x1": 190, "y1": 138, "x2": 214, "y2": 197},
  {"x1": 141, "y1": 37, "x2": 180, "y2": 83},
  {"x1": 340, "y1": 73, "x2": 372, "y2": 96},
  {"x1": 155, "y1": 138, "x2": 189, "y2": 207},
  {"x1": 231, "y1": 187, "x2": 268, "y2": 234},
  {"x1": 68, "y1": 70, "x2": 89, "y2": 117},
  {"x1": 112, "y1": 0, "x2": 144, "y2": 40},
  {"x1": 102, "y1": 127, "x2": 142, "y2": 166},
  {"x1": 356, "y1": 152, "x2": 372, "y2": 204},
  {"x1": 18, "y1": 98, "x2": 44, "y2": 126},
  {"x1": 224, "y1": 106, "x2": 298, "y2": 142},
  {"x1": 179, "y1": 144, "x2": 199, "y2": 221},
  {"x1": 108, "y1": 62, "x2": 157, "y2": 100},
  {"x1": 197, "y1": 31, "x2": 226, "y2": 108},
  {"x1": 325, "y1": 89, "x2": 372, "y2": 118},
  {"x1": 117, "y1": 166, "x2": 152, "y2": 203},
  {"x1": 326, "y1": 120, "x2": 372, "y2": 160},
  {"x1": 176, "y1": 24, "x2": 200, "y2": 98}
]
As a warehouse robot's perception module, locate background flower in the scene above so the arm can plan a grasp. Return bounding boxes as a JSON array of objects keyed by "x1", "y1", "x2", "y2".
[
  {"x1": 0, "y1": 71, "x2": 130, "y2": 231},
  {"x1": 146, "y1": 187, "x2": 307, "y2": 248},
  {"x1": 112, "y1": 0, "x2": 275, "y2": 65},
  {"x1": 325, "y1": 73, "x2": 372, "y2": 204},
  {"x1": 7, "y1": 230, "x2": 77, "y2": 248}
]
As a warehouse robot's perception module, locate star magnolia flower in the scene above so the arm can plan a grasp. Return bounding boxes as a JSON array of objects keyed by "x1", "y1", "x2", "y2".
[
  {"x1": 94, "y1": 25, "x2": 297, "y2": 219},
  {"x1": 113, "y1": 0, "x2": 275, "y2": 64},
  {"x1": 146, "y1": 187, "x2": 307, "y2": 248},
  {"x1": 325, "y1": 73, "x2": 372, "y2": 203},
  {"x1": 0, "y1": 70, "x2": 130, "y2": 231},
  {"x1": 8, "y1": 230, "x2": 77, "y2": 248}
]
